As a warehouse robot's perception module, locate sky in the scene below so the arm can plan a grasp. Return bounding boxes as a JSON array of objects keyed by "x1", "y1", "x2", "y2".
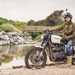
[{"x1": 0, "y1": 0, "x2": 74, "y2": 22}]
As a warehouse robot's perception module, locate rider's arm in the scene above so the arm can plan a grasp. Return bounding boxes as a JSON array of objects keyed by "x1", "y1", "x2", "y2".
[
  {"x1": 64, "y1": 33, "x2": 75, "y2": 40},
  {"x1": 64, "y1": 25, "x2": 75, "y2": 40}
]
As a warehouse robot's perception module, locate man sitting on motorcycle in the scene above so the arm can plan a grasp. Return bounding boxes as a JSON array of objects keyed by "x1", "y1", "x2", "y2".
[
  {"x1": 61, "y1": 11, "x2": 75, "y2": 65},
  {"x1": 41, "y1": 10, "x2": 75, "y2": 65}
]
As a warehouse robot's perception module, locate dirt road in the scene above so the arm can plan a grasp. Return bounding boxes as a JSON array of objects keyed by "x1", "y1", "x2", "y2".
[{"x1": 0, "y1": 64, "x2": 75, "y2": 75}]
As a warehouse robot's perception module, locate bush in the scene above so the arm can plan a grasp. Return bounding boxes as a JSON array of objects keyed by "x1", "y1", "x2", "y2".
[{"x1": 30, "y1": 32, "x2": 42, "y2": 40}]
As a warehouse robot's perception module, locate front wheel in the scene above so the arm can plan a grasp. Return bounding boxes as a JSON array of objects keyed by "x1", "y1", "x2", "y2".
[{"x1": 25, "y1": 47, "x2": 47, "y2": 69}]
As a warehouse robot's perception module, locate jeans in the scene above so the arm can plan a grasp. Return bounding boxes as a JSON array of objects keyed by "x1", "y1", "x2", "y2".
[{"x1": 65, "y1": 40, "x2": 73, "y2": 56}]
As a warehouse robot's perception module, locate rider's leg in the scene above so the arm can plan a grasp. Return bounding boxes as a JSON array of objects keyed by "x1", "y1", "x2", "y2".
[
  {"x1": 67, "y1": 56, "x2": 72, "y2": 65},
  {"x1": 66, "y1": 40, "x2": 73, "y2": 65}
]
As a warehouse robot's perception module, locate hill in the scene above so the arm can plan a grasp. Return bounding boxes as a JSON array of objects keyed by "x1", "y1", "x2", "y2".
[{"x1": 27, "y1": 10, "x2": 64, "y2": 26}]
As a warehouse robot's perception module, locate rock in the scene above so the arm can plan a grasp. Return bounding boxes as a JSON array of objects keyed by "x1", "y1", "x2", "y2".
[
  {"x1": 0, "y1": 40, "x2": 10, "y2": 45},
  {"x1": 7, "y1": 32, "x2": 26, "y2": 44},
  {"x1": 0, "y1": 32, "x2": 10, "y2": 45},
  {"x1": 0, "y1": 31, "x2": 32, "y2": 45},
  {"x1": 0, "y1": 31, "x2": 6, "y2": 35},
  {"x1": 12, "y1": 65, "x2": 24, "y2": 69}
]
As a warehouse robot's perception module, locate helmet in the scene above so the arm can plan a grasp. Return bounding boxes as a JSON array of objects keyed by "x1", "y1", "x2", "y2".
[{"x1": 64, "y1": 12, "x2": 72, "y2": 19}]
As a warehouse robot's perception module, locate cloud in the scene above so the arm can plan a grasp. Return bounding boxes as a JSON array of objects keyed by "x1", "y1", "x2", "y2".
[{"x1": 0, "y1": 0, "x2": 74, "y2": 21}]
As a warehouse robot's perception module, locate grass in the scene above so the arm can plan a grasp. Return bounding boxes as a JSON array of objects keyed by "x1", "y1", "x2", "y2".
[{"x1": 0, "y1": 23, "x2": 22, "y2": 32}]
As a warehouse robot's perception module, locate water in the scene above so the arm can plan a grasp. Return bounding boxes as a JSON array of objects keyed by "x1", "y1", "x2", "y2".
[
  {"x1": 0, "y1": 44, "x2": 33, "y2": 54},
  {"x1": 0, "y1": 42, "x2": 41, "y2": 56},
  {"x1": 0, "y1": 44, "x2": 34, "y2": 64},
  {"x1": 0, "y1": 43, "x2": 41, "y2": 68}
]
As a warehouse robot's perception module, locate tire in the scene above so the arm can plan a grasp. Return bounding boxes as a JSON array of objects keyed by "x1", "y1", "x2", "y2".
[{"x1": 25, "y1": 47, "x2": 47, "y2": 69}]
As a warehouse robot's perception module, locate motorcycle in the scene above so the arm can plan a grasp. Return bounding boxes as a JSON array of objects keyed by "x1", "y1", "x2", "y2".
[{"x1": 25, "y1": 32, "x2": 74, "y2": 69}]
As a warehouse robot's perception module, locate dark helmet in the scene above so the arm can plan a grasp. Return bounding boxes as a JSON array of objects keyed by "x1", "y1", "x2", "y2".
[{"x1": 64, "y1": 12, "x2": 72, "y2": 19}]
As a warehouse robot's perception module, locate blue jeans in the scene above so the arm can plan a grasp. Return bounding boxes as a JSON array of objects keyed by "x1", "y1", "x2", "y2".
[{"x1": 65, "y1": 40, "x2": 73, "y2": 56}]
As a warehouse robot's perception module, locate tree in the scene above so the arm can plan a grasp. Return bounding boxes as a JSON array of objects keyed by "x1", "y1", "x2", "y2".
[
  {"x1": 27, "y1": 19, "x2": 35, "y2": 25},
  {"x1": 0, "y1": 17, "x2": 8, "y2": 25}
]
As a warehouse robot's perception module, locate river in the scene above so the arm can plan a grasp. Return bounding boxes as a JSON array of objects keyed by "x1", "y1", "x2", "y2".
[{"x1": 0, "y1": 44, "x2": 36, "y2": 65}]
